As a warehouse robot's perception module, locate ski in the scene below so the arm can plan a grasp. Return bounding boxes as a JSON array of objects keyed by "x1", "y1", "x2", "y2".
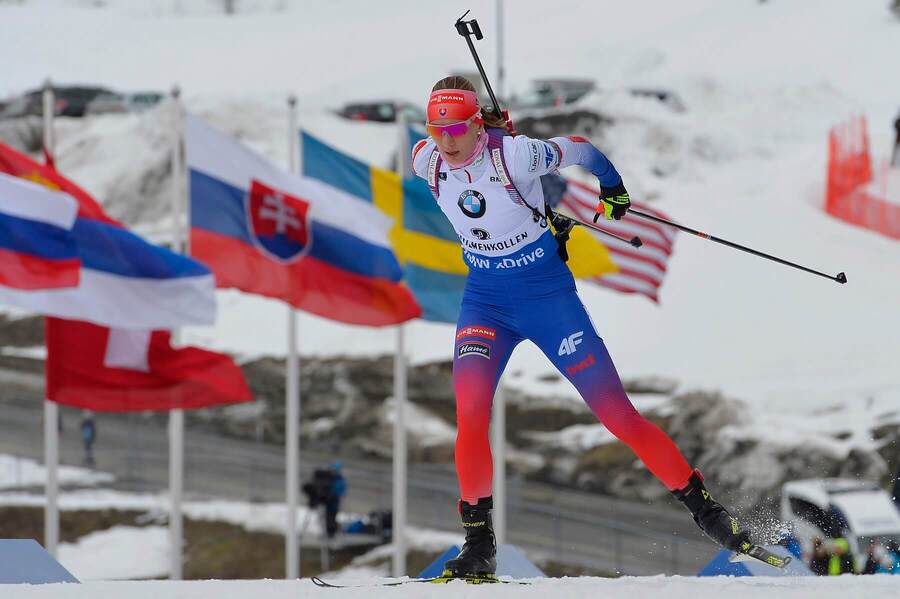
[
  {"x1": 310, "y1": 574, "x2": 531, "y2": 588},
  {"x1": 729, "y1": 542, "x2": 793, "y2": 569}
]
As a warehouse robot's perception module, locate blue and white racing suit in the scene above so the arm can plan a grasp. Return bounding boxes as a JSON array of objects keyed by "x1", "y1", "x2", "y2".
[{"x1": 412, "y1": 132, "x2": 693, "y2": 503}]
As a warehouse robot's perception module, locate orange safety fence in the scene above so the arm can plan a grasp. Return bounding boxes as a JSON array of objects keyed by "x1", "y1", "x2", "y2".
[{"x1": 825, "y1": 116, "x2": 900, "y2": 240}]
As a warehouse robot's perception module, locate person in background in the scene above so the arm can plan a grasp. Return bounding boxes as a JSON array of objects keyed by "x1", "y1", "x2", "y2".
[
  {"x1": 892, "y1": 110, "x2": 900, "y2": 168},
  {"x1": 860, "y1": 539, "x2": 900, "y2": 574},
  {"x1": 809, "y1": 536, "x2": 830, "y2": 576},
  {"x1": 80, "y1": 410, "x2": 96, "y2": 466},
  {"x1": 892, "y1": 462, "x2": 899, "y2": 509},
  {"x1": 882, "y1": 540, "x2": 900, "y2": 574},
  {"x1": 862, "y1": 540, "x2": 883, "y2": 574},
  {"x1": 827, "y1": 536, "x2": 856, "y2": 575},
  {"x1": 324, "y1": 462, "x2": 346, "y2": 539}
]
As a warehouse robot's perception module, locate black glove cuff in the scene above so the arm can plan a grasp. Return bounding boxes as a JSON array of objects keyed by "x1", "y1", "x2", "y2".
[{"x1": 600, "y1": 182, "x2": 627, "y2": 199}]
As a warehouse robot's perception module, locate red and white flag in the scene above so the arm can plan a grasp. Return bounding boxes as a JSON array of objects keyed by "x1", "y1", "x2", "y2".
[
  {"x1": 46, "y1": 318, "x2": 252, "y2": 412},
  {"x1": 560, "y1": 179, "x2": 677, "y2": 302}
]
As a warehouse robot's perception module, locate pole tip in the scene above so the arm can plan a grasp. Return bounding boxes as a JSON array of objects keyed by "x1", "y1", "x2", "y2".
[
  {"x1": 630, "y1": 236, "x2": 643, "y2": 248},
  {"x1": 835, "y1": 272, "x2": 847, "y2": 284}
]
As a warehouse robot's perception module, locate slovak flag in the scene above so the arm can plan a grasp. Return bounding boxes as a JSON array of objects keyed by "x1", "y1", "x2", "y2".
[
  {"x1": 187, "y1": 114, "x2": 421, "y2": 326},
  {"x1": 0, "y1": 142, "x2": 215, "y2": 329},
  {"x1": 0, "y1": 173, "x2": 79, "y2": 290},
  {"x1": 46, "y1": 317, "x2": 252, "y2": 411}
]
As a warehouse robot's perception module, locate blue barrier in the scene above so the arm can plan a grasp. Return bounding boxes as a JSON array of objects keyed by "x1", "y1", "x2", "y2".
[
  {"x1": 698, "y1": 545, "x2": 812, "y2": 577},
  {"x1": 0, "y1": 539, "x2": 79, "y2": 584}
]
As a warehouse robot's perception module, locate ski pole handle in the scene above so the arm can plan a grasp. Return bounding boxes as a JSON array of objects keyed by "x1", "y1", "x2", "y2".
[{"x1": 454, "y1": 10, "x2": 483, "y2": 39}]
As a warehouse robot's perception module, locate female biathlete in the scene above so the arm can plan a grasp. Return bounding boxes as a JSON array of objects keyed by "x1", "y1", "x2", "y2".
[{"x1": 412, "y1": 76, "x2": 750, "y2": 580}]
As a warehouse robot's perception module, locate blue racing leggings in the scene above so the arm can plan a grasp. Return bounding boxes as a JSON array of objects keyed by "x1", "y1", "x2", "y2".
[{"x1": 453, "y1": 253, "x2": 693, "y2": 503}]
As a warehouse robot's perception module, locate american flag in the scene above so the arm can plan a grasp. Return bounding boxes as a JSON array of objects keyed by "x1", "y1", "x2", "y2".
[{"x1": 560, "y1": 179, "x2": 677, "y2": 302}]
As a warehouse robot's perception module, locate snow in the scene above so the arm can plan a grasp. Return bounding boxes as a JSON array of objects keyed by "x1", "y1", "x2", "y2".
[
  {"x1": 0, "y1": 454, "x2": 113, "y2": 490},
  {"x1": 385, "y1": 397, "x2": 457, "y2": 448},
  {"x1": 0, "y1": 346, "x2": 47, "y2": 360},
  {"x1": 57, "y1": 526, "x2": 169, "y2": 581},
  {"x1": 865, "y1": 162, "x2": 900, "y2": 205},
  {"x1": 0, "y1": 487, "x2": 328, "y2": 535},
  {"x1": 523, "y1": 423, "x2": 617, "y2": 453},
  {"x1": 2, "y1": 576, "x2": 899, "y2": 599}
]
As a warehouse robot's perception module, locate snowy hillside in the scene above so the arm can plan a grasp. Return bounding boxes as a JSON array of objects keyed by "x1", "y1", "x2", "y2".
[{"x1": 1, "y1": 0, "x2": 899, "y2": 489}]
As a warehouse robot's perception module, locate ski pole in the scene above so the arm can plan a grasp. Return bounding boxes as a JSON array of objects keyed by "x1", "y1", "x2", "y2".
[
  {"x1": 455, "y1": 11, "x2": 642, "y2": 250},
  {"x1": 627, "y1": 207, "x2": 847, "y2": 284},
  {"x1": 566, "y1": 214, "x2": 642, "y2": 248}
]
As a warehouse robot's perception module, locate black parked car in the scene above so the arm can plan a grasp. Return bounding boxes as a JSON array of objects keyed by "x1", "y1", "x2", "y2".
[
  {"x1": 336, "y1": 100, "x2": 426, "y2": 124},
  {"x1": 0, "y1": 86, "x2": 113, "y2": 119}
]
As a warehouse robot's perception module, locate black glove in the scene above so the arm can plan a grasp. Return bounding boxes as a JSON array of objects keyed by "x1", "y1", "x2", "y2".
[
  {"x1": 594, "y1": 182, "x2": 630, "y2": 222},
  {"x1": 546, "y1": 205, "x2": 575, "y2": 262}
]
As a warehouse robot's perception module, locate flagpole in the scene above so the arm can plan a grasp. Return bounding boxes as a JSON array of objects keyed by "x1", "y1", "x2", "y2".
[
  {"x1": 492, "y1": 383, "x2": 506, "y2": 545},
  {"x1": 392, "y1": 109, "x2": 410, "y2": 578},
  {"x1": 392, "y1": 325, "x2": 408, "y2": 577},
  {"x1": 168, "y1": 85, "x2": 185, "y2": 581},
  {"x1": 41, "y1": 79, "x2": 60, "y2": 559},
  {"x1": 496, "y1": 0, "x2": 505, "y2": 101},
  {"x1": 285, "y1": 94, "x2": 301, "y2": 580}
]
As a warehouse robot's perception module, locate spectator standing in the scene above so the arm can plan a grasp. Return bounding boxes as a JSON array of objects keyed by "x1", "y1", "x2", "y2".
[
  {"x1": 827, "y1": 537, "x2": 856, "y2": 575},
  {"x1": 809, "y1": 536, "x2": 830, "y2": 575},
  {"x1": 862, "y1": 539, "x2": 900, "y2": 574},
  {"x1": 324, "y1": 462, "x2": 346, "y2": 539},
  {"x1": 892, "y1": 110, "x2": 900, "y2": 167},
  {"x1": 862, "y1": 540, "x2": 883, "y2": 574},
  {"x1": 80, "y1": 411, "x2": 96, "y2": 466}
]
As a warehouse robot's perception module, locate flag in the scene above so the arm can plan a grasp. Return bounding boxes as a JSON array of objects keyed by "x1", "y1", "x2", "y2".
[
  {"x1": 188, "y1": 114, "x2": 420, "y2": 326},
  {"x1": 0, "y1": 142, "x2": 216, "y2": 329},
  {"x1": 46, "y1": 317, "x2": 252, "y2": 411},
  {"x1": 301, "y1": 130, "x2": 465, "y2": 322},
  {"x1": 560, "y1": 179, "x2": 677, "y2": 302},
  {"x1": 0, "y1": 173, "x2": 79, "y2": 290},
  {"x1": 301, "y1": 129, "x2": 620, "y2": 323}
]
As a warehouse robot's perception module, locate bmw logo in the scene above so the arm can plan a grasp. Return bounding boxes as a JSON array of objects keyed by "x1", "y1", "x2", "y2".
[
  {"x1": 458, "y1": 190, "x2": 486, "y2": 218},
  {"x1": 471, "y1": 228, "x2": 490, "y2": 240}
]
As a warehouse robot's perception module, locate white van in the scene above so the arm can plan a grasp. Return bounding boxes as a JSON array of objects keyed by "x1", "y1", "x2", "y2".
[{"x1": 781, "y1": 478, "x2": 900, "y2": 571}]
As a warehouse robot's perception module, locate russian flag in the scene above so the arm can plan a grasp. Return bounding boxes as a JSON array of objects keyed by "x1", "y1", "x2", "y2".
[
  {"x1": 0, "y1": 173, "x2": 79, "y2": 290},
  {"x1": 187, "y1": 114, "x2": 421, "y2": 326},
  {"x1": 0, "y1": 142, "x2": 215, "y2": 329}
]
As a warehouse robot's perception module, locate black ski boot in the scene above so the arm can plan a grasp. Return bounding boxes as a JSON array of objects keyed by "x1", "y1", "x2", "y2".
[
  {"x1": 442, "y1": 496, "x2": 496, "y2": 580},
  {"x1": 673, "y1": 470, "x2": 751, "y2": 552}
]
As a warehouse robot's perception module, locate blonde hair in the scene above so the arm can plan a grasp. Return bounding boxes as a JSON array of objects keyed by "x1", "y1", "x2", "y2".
[{"x1": 431, "y1": 76, "x2": 508, "y2": 131}]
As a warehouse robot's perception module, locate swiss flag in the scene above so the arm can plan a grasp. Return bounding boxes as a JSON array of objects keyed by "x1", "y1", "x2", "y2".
[{"x1": 46, "y1": 318, "x2": 252, "y2": 411}]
